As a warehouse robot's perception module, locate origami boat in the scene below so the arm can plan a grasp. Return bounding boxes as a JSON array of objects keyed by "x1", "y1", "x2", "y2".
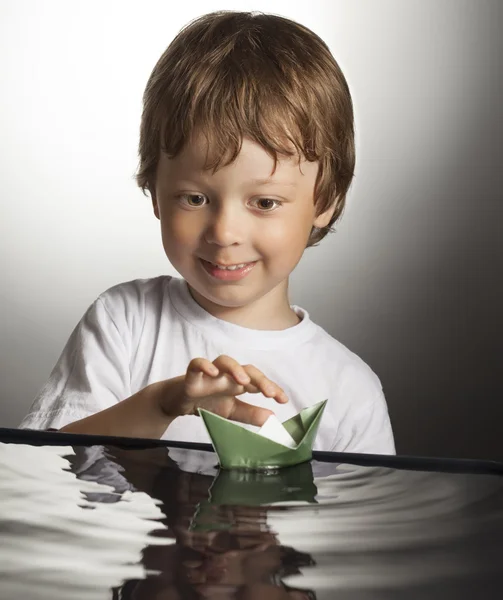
[{"x1": 198, "y1": 399, "x2": 327, "y2": 470}]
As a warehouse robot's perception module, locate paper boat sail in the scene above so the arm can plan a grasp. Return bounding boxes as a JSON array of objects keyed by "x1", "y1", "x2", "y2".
[{"x1": 198, "y1": 399, "x2": 327, "y2": 470}]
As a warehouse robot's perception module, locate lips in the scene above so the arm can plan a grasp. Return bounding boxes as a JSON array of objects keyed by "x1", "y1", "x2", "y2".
[
  {"x1": 199, "y1": 258, "x2": 257, "y2": 281},
  {"x1": 202, "y1": 259, "x2": 255, "y2": 268}
]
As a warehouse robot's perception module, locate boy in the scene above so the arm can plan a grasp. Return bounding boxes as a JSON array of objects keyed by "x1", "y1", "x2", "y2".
[{"x1": 20, "y1": 10, "x2": 395, "y2": 454}]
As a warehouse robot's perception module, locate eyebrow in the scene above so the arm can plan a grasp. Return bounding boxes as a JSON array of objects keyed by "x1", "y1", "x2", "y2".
[
  {"x1": 177, "y1": 175, "x2": 297, "y2": 188},
  {"x1": 248, "y1": 178, "x2": 297, "y2": 187}
]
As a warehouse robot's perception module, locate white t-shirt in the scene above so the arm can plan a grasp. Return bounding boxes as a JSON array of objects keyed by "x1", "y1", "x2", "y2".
[{"x1": 19, "y1": 276, "x2": 395, "y2": 454}]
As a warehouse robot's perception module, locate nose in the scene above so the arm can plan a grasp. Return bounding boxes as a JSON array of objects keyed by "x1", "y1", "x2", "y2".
[{"x1": 203, "y1": 205, "x2": 247, "y2": 247}]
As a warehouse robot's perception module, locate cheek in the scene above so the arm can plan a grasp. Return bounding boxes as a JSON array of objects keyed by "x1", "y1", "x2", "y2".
[
  {"x1": 160, "y1": 213, "x2": 200, "y2": 247},
  {"x1": 260, "y1": 214, "x2": 311, "y2": 252}
]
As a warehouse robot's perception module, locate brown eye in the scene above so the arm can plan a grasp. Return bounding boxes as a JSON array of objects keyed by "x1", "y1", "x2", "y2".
[
  {"x1": 255, "y1": 198, "x2": 281, "y2": 211},
  {"x1": 180, "y1": 194, "x2": 206, "y2": 207}
]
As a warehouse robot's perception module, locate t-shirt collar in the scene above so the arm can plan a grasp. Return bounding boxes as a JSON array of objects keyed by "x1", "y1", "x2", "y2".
[{"x1": 168, "y1": 276, "x2": 317, "y2": 350}]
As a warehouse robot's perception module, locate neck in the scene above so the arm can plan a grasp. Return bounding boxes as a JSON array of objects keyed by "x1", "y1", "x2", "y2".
[{"x1": 187, "y1": 283, "x2": 301, "y2": 330}]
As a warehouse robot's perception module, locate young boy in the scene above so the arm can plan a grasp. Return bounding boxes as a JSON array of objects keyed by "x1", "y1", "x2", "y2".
[{"x1": 20, "y1": 10, "x2": 395, "y2": 454}]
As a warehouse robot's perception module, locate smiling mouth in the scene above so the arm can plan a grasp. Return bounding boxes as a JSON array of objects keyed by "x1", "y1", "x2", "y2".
[
  {"x1": 199, "y1": 258, "x2": 258, "y2": 280},
  {"x1": 201, "y1": 259, "x2": 257, "y2": 271}
]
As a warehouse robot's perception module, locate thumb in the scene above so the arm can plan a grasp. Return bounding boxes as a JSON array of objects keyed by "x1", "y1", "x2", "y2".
[{"x1": 228, "y1": 399, "x2": 273, "y2": 427}]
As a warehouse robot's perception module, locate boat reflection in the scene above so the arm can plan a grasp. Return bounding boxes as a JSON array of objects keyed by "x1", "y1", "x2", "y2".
[
  {"x1": 1, "y1": 441, "x2": 501, "y2": 600},
  {"x1": 97, "y1": 446, "x2": 503, "y2": 599}
]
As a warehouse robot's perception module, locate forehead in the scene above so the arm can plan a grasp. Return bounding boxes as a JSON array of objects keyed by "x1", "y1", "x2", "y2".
[{"x1": 159, "y1": 130, "x2": 317, "y2": 182}]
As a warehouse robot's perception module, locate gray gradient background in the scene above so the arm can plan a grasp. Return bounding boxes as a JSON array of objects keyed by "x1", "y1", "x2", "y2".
[{"x1": 1, "y1": 1, "x2": 501, "y2": 459}]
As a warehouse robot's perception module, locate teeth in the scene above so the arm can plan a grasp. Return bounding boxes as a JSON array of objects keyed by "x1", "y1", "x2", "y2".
[{"x1": 212, "y1": 262, "x2": 249, "y2": 271}]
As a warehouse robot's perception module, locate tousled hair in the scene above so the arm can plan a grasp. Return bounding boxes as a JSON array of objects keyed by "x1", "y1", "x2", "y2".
[{"x1": 135, "y1": 10, "x2": 355, "y2": 247}]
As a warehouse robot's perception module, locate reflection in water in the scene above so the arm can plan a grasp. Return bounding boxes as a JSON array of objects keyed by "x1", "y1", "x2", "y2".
[
  {"x1": 271, "y1": 464, "x2": 503, "y2": 594},
  {"x1": 1, "y1": 442, "x2": 502, "y2": 600},
  {"x1": 104, "y1": 447, "x2": 503, "y2": 600},
  {"x1": 106, "y1": 447, "x2": 315, "y2": 600},
  {"x1": 0, "y1": 443, "x2": 173, "y2": 600}
]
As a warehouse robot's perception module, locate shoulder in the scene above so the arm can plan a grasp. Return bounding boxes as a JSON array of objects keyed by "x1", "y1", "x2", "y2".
[
  {"x1": 95, "y1": 275, "x2": 173, "y2": 314},
  {"x1": 311, "y1": 324, "x2": 382, "y2": 394},
  {"x1": 80, "y1": 276, "x2": 176, "y2": 337}
]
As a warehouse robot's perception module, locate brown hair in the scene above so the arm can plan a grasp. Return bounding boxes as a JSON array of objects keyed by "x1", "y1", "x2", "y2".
[{"x1": 135, "y1": 10, "x2": 355, "y2": 248}]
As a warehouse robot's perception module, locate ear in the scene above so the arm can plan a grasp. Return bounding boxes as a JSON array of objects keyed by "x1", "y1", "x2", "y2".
[
  {"x1": 151, "y1": 188, "x2": 160, "y2": 220},
  {"x1": 313, "y1": 202, "x2": 337, "y2": 229}
]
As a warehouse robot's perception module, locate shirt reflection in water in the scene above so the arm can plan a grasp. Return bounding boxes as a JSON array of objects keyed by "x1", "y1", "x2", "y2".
[{"x1": 80, "y1": 447, "x2": 318, "y2": 600}]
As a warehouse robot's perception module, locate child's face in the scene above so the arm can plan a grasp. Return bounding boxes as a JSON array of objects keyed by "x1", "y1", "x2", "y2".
[{"x1": 152, "y1": 131, "x2": 334, "y2": 328}]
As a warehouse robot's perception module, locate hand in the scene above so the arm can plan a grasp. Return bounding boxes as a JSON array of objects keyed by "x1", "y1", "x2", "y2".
[{"x1": 161, "y1": 355, "x2": 289, "y2": 427}]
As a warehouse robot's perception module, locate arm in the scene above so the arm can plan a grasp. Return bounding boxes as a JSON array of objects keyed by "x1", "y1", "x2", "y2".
[
  {"x1": 21, "y1": 290, "x2": 286, "y2": 438},
  {"x1": 59, "y1": 377, "x2": 184, "y2": 439},
  {"x1": 61, "y1": 356, "x2": 287, "y2": 439}
]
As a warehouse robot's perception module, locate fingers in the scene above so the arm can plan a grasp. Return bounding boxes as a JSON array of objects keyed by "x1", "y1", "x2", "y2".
[
  {"x1": 186, "y1": 355, "x2": 289, "y2": 404},
  {"x1": 241, "y1": 364, "x2": 289, "y2": 404},
  {"x1": 187, "y1": 357, "x2": 219, "y2": 378},
  {"x1": 228, "y1": 398, "x2": 274, "y2": 427},
  {"x1": 212, "y1": 355, "x2": 250, "y2": 385},
  {"x1": 211, "y1": 356, "x2": 288, "y2": 404}
]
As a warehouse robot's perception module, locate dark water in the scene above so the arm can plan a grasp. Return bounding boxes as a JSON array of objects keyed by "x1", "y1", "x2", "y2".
[{"x1": 2, "y1": 443, "x2": 503, "y2": 599}]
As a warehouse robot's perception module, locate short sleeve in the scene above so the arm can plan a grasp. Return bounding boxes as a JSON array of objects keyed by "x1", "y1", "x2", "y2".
[
  {"x1": 19, "y1": 297, "x2": 132, "y2": 431},
  {"x1": 333, "y1": 387, "x2": 396, "y2": 455}
]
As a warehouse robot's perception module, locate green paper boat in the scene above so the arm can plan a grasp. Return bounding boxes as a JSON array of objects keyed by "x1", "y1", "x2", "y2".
[{"x1": 198, "y1": 399, "x2": 327, "y2": 470}]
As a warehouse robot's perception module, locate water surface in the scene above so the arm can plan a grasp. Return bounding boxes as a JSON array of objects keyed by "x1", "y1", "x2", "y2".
[{"x1": 1, "y1": 442, "x2": 502, "y2": 600}]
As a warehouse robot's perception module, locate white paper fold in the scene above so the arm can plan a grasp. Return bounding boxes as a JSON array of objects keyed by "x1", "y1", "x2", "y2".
[{"x1": 257, "y1": 415, "x2": 297, "y2": 448}]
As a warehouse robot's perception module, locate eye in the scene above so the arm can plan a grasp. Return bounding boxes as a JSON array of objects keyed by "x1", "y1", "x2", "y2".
[
  {"x1": 177, "y1": 194, "x2": 282, "y2": 212},
  {"x1": 252, "y1": 198, "x2": 282, "y2": 212},
  {"x1": 178, "y1": 194, "x2": 206, "y2": 207}
]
